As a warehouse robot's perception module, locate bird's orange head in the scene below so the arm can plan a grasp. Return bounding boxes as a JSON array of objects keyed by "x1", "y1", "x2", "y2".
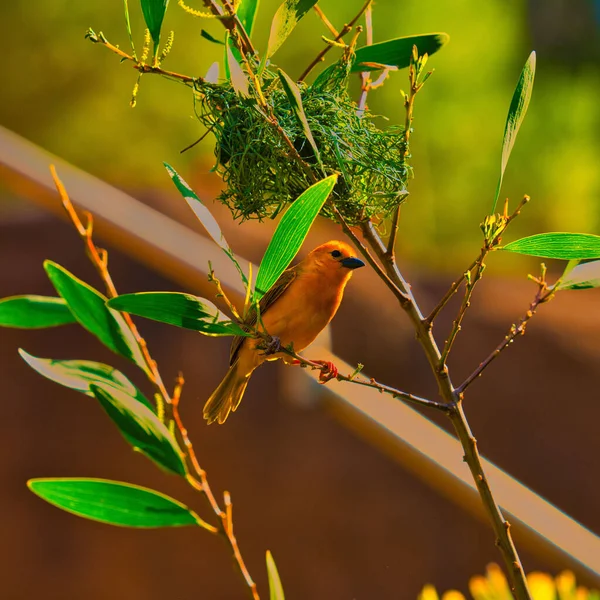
[{"x1": 302, "y1": 240, "x2": 365, "y2": 277}]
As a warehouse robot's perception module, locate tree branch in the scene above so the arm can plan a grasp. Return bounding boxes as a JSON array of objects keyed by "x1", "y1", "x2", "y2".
[
  {"x1": 357, "y1": 219, "x2": 532, "y2": 600},
  {"x1": 386, "y1": 49, "x2": 420, "y2": 259},
  {"x1": 279, "y1": 346, "x2": 450, "y2": 412},
  {"x1": 297, "y1": 0, "x2": 372, "y2": 82},
  {"x1": 426, "y1": 195, "x2": 530, "y2": 326},
  {"x1": 86, "y1": 29, "x2": 199, "y2": 85},
  {"x1": 457, "y1": 269, "x2": 556, "y2": 394},
  {"x1": 439, "y1": 255, "x2": 488, "y2": 367},
  {"x1": 50, "y1": 166, "x2": 260, "y2": 600}
]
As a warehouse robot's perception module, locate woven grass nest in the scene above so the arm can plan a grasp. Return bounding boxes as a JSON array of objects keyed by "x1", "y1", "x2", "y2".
[{"x1": 195, "y1": 57, "x2": 410, "y2": 225}]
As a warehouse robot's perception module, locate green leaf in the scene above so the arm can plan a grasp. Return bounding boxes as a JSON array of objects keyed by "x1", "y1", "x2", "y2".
[
  {"x1": 140, "y1": 0, "x2": 169, "y2": 54},
  {"x1": 0, "y1": 295, "x2": 76, "y2": 329},
  {"x1": 225, "y1": 41, "x2": 250, "y2": 97},
  {"x1": 28, "y1": 478, "x2": 214, "y2": 529},
  {"x1": 164, "y1": 163, "x2": 229, "y2": 251},
  {"x1": 90, "y1": 384, "x2": 186, "y2": 476},
  {"x1": 351, "y1": 33, "x2": 449, "y2": 73},
  {"x1": 492, "y1": 51, "x2": 536, "y2": 213},
  {"x1": 237, "y1": 0, "x2": 260, "y2": 38},
  {"x1": 501, "y1": 233, "x2": 600, "y2": 260},
  {"x1": 266, "y1": 551, "x2": 285, "y2": 600},
  {"x1": 557, "y1": 260, "x2": 600, "y2": 291},
  {"x1": 266, "y1": 0, "x2": 318, "y2": 58},
  {"x1": 278, "y1": 69, "x2": 321, "y2": 168},
  {"x1": 44, "y1": 261, "x2": 147, "y2": 372},
  {"x1": 107, "y1": 292, "x2": 249, "y2": 337},
  {"x1": 123, "y1": 0, "x2": 137, "y2": 59},
  {"x1": 19, "y1": 349, "x2": 153, "y2": 411},
  {"x1": 164, "y1": 163, "x2": 248, "y2": 285},
  {"x1": 200, "y1": 29, "x2": 225, "y2": 45},
  {"x1": 255, "y1": 175, "x2": 337, "y2": 299}
]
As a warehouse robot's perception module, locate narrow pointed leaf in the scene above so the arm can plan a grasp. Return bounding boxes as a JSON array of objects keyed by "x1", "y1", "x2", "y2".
[
  {"x1": 140, "y1": 0, "x2": 169, "y2": 52},
  {"x1": 19, "y1": 349, "x2": 153, "y2": 411},
  {"x1": 28, "y1": 478, "x2": 214, "y2": 529},
  {"x1": 108, "y1": 292, "x2": 249, "y2": 337},
  {"x1": 557, "y1": 260, "x2": 600, "y2": 291},
  {"x1": 237, "y1": 0, "x2": 260, "y2": 38},
  {"x1": 164, "y1": 163, "x2": 248, "y2": 284},
  {"x1": 492, "y1": 51, "x2": 536, "y2": 213},
  {"x1": 278, "y1": 69, "x2": 321, "y2": 167},
  {"x1": 255, "y1": 175, "x2": 337, "y2": 299},
  {"x1": 266, "y1": 551, "x2": 285, "y2": 600},
  {"x1": 501, "y1": 233, "x2": 600, "y2": 260},
  {"x1": 200, "y1": 29, "x2": 225, "y2": 45},
  {"x1": 90, "y1": 384, "x2": 186, "y2": 476},
  {"x1": 123, "y1": 0, "x2": 137, "y2": 58},
  {"x1": 164, "y1": 163, "x2": 229, "y2": 251},
  {"x1": 266, "y1": 0, "x2": 318, "y2": 58},
  {"x1": 226, "y1": 43, "x2": 250, "y2": 97},
  {"x1": 44, "y1": 261, "x2": 147, "y2": 371},
  {"x1": 351, "y1": 33, "x2": 449, "y2": 72},
  {"x1": 0, "y1": 295, "x2": 76, "y2": 329}
]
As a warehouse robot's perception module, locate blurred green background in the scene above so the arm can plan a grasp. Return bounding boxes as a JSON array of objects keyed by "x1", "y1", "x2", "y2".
[{"x1": 1, "y1": 0, "x2": 598, "y2": 270}]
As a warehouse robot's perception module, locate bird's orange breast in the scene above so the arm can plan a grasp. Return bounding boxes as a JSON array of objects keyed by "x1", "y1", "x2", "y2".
[{"x1": 260, "y1": 269, "x2": 349, "y2": 350}]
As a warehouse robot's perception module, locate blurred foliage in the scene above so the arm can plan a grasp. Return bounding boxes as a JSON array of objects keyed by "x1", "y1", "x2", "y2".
[
  {"x1": 419, "y1": 562, "x2": 600, "y2": 600},
  {"x1": 0, "y1": 0, "x2": 598, "y2": 269}
]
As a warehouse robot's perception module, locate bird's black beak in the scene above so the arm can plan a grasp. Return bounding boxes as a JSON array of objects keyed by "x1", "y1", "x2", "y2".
[{"x1": 340, "y1": 256, "x2": 365, "y2": 270}]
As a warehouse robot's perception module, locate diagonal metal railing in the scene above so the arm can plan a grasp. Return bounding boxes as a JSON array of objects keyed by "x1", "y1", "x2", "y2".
[{"x1": 1, "y1": 124, "x2": 599, "y2": 585}]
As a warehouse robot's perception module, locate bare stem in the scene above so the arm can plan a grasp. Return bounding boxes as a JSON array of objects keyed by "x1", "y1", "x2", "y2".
[
  {"x1": 425, "y1": 253, "x2": 481, "y2": 326},
  {"x1": 313, "y1": 5, "x2": 340, "y2": 37},
  {"x1": 457, "y1": 272, "x2": 555, "y2": 394},
  {"x1": 268, "y1": 340, "x2": 450, "y2": 412},
  {"x1": 356, "y1": 219, "x2": 532, "y2": 600},
  {"x1": 439, "y1": 254, "x2": 488, "y2": 367},
  {"x1": 86, "y1": 30, "x2": 199, "y2": 85},
  {"x1": 426, "y1": 195, "x2": 530, "y2": 326},
  {"x1": 386, "y1": 47, "x2": 426, "y2": 260},
  {"x1": 298, "y1": 0, "x2": 372, "y2": 82},
  {"x1": 50, "y1": 166, "x2": 260, "y2": 600},
  {"x1": 200, "y1": 0, "x2": 255, "y2": 56},
  {"x1": 447, "y1": 400, "x2": 530, "y2": 598}
]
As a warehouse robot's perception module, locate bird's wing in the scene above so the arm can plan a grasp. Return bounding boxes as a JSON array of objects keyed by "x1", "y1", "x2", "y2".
[{"x1": 229, "y1": 267, "x2": 298, "y2": 366}]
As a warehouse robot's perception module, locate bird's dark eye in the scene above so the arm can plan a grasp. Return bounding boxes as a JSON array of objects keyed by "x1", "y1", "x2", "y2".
[{"x1": 331, "y1": 250, "x2": 342, "y2": 258}]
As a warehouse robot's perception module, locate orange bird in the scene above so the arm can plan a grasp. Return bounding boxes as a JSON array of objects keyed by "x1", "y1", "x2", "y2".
[{"x1": 204, "y1": 240, "x2": 365, "y2": 424}]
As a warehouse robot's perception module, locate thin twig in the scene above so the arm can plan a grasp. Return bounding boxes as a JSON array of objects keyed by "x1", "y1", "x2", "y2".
[
  {"x1": 209, "y1": 265, "x2": 242, "y2": 321},
  {"x1": 426, "y1": 195, "x2": 530, "y2": 326},
  {"x1": 436, "y1": 196, "x2": 531, "y2": 364},
  {"x1": 86, "y1": 30, "x2": 199, "y2": 85},
  {"x1": 298, "y1": 0, "x2": 372, "y2": 82},
  {"x1": 386, "y1": 47, "x2": 423, "y2": 260},
  {"x1": 425, "y1": 253, "x2": 481, "y2": 326},
  {"x1": 50, "y1": 166, "x2": 260, "y2": 600},
  {"x1": 313, "y1": 5, "x2": 340, "y2": 37},
  {"x1": 457, "y1": 272, "x2": 555, "y2": 394},
  {"x1": 275, "y1": 343, "x2": 450, "y2": 412},
  {"x1": 439, "y1": 256, "x2": 488, "y2": 367}
]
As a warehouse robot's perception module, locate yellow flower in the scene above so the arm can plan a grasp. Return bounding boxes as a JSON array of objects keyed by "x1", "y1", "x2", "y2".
[{"x1": 419, "y1": 563, "x2": 600, "y2": 600}]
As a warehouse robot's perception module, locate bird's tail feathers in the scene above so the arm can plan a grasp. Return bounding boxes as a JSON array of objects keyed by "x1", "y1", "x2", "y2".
[{"x1": 203, "y1": 365, "x2": 250, "y2": 425}]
